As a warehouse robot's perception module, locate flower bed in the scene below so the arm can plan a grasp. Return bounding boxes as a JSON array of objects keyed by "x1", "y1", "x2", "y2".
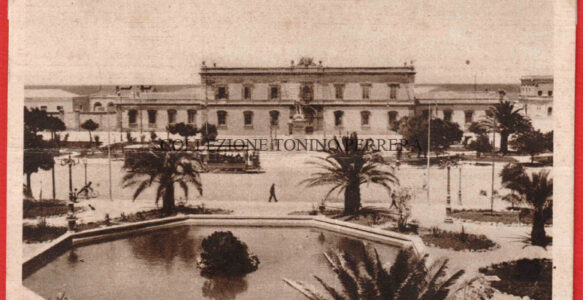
[
  {"x1": 24, "y1": 199, "x2": 85, "y2": 219},
  {"x1": 23, "y1": 223, "x2": 67, "y2": 243},
  {"x1": 450, "y1": 209, "x2": 552, "y2": 225},
  {"x1": 420, "y1": 227, "x2": 498, "y2": 252}
]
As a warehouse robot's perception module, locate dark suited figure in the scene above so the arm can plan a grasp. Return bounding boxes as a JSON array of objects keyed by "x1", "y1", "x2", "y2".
[{"x1": 268, "y1": 183, "x2": 278, "y2": 202}]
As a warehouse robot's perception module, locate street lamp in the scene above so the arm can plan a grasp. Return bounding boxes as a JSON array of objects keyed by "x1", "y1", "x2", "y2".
[
  {"x1": 60, "y1": 153, "x2": 79, "y2": 193},
  {"x1": 82, "y1": 157, "x2": 88, "y2": 186},
  {"x1": 440, "y1": 156, "x2": 459, "y2": 223}
]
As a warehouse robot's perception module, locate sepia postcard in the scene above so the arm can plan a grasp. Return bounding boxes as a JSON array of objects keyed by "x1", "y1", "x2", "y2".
[{"x1": 5, "y1": 0, "x2": 576, "y2": 299}]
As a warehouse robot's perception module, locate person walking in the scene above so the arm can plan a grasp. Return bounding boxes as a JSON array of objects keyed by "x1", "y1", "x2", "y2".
[{"x1": 268, "y1": 183, "x2": 278, "y2": 203}]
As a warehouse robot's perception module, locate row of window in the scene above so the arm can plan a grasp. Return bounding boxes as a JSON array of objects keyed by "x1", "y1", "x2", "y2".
[
  {"x1": 127, "y1": 109, "x2": 479, "y2": 128},
  {"x1": 214, "y1": 84, "x2": 399, "y2": 100},
  {"x1": 93, "y1": 102, "x2": 115, "y2": 111},
  {"x1": 127, "y1": 109, "x2": 197, "y2": 126},
  {"x1": 520, "y1": 87, "x2": 553, "y2": 97}
]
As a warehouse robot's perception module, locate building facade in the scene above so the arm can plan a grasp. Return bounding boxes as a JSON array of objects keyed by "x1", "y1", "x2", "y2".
[
  {"x1": 26, "y1": 59, "x2": 543, "y2": 137},
  {"x1": 518, "y1": 75, "x2": 553, "y2": 131}
]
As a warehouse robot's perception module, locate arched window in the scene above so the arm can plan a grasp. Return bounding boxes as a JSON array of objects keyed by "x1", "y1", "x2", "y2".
[
  {"x1": 128, "y1": 110, "x2": 138, "y2": 125},
  {"x1": 217, "y1": 111, "x2": 227, "y2": 126},
  {"x1": 107, "y1": 102, "x2": 115, "y2": 112},
  {"x1": 269, "y1": 110, "x2": 280, "y2": 126},
  {"x1": 361, "y1": 111, "x2": 371, "y2": 126},
  {"x1": 334, "y1": 111, "x2": 344, "y2": 127},
  {"x1": 94, "y1": 102, "x2": 103, "y2": 111},
  {"x1": 547, "y1": 107, "x2": 552, "y2": 116},
  {"x1": 243, "y1": 111, "x2": 254, "y2": 127}
]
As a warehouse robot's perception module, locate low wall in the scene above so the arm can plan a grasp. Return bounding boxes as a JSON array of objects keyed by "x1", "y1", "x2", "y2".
[{"x1": 23, "y1": 215, "x2": 425, "y2": 284}]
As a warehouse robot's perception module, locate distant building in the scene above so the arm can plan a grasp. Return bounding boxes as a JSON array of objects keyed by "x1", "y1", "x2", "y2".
[
  {"x1": 24, "y1": 59, "x2": 523, "y2": 137},
  {"x1": 519, "y1": 75, "x2": 553, "y2": 131}
]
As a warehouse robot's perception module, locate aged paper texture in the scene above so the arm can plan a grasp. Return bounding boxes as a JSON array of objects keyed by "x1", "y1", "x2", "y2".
[{"x1": 6, "y1": 0, "x2": 576, "y2": 299}]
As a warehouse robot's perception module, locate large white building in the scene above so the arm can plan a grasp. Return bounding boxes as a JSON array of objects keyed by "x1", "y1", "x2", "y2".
[{"x1": 24, "y1": 59, "x2": 552, "y2": 137}]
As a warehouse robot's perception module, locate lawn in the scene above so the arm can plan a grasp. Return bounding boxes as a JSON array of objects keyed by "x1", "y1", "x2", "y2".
[
  {"x1": 23, "y1": 199, "x2": 85, "y2": 219},
  {"x1": 23, "y1": 223, "x2": 68, "y2": 243},
  {"x1": 450, "y1": 209, "x2": 552, "y2": 225}
]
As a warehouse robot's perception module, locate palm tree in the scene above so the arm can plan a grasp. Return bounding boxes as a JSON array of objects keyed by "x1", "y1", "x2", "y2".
[
  {"x1": 480, "y1": 99, "x2": 532, "y2": 154},
  {"x1": 284, "y1": 243, "x2": 470, "y2": 300},
  {"x1": 122, "y1": 148, "x2": 203, "y2": 215},
  {"x1": 524, "y1": 170, "x2": 553, "y2": 246},
  {"x1": 500, "y1": 165, "x2": 552, "y2": 246},
  {"x1": 301, "y1": 133, "x2": 398, "y2": 215}
]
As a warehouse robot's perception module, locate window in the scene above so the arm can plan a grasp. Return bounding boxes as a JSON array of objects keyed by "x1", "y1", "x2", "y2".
[
  {"x1": 243, "y1": 85, "x2": 252, "y2": 100},
  {"x1": 40, "y1": 106, "x2": 47, "y2": 111},
  {"x1": 334, "y1": 111, "x2": 344, "y2": 126},
  {"x1": 388, "y1": 111, "x2": 398, "y2": 123},
  {"x1": 269, "y1": 85, "x2": 280, "y2": 100},
  {"x1": 389, "y1": 84, "x2": 399, "y2": 100},
  {"x1": 547, "y1": 107, "x2": 552, "y2": 116},
  {"x1": 217, "y1": 111, "x2": 227, "y2": 126},
  {"x1": 167, "y1": 109, "x2": 177, "y2": 124},
  {"x1": 538, "y1": 90, "x2": 543, "y2": 96},
  {"x1": 361, "y1": 84, "x2": 371, "y2": 99},
  {"x1": 443, "y1": 110, "x2": 453, "y2": 122},
  {"x1": 464, "y1": 111, "x2": 474, "y2": 123},
  {"x1": 94, "y1": 102, "x2": 103, "y2": 111},
  {"x1": 216, "y1": 86, "x2": 229, "y2": 100},
  {"x1": 361, "y1": 111, "x2": 371, "y2": 126},
  {"x1": 57, "y1": 106, "x2": 64, "y2": 112},
  {"x1": 243, "y1": 111, "x2": 254, "y2": 127},
  {"x1": 334, "y1": 84, "x2": 344, "y2": 100},
  {"x1": 301, "y1": 84, "x2": 313, "y2": 102},
  {"x1": 107, "y1": 102, "x2": 115, "y2": 112},
  {"x1": 147, "y1": 110, "x2": 157, "y2": 124},
  {"x1": 269, "y1": 110, "x2": 280, "y2": 126},
  {"x1": 187, "y1": 110, "x2": 197, "y2": 124},
  {"x1": 128, "y1": 110, "x2": 138, "y2": 124},
  {"x1": 548, "y1": 90, "x2": 553, "y2": 97}
]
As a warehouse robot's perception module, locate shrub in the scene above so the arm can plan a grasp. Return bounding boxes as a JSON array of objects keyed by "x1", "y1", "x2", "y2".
[{"x1": 198, "y1": 231, "x2": 259, "y2": 277}]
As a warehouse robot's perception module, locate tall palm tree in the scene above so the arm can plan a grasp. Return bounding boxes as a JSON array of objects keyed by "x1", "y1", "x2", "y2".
[
  {"x1": 284, "y1": 244, "x2": 470, "y2": 300},
  {"x1": 122, "y1": 148, "x2": 203, "y2": 215},
  {"x1": 500, "y1": 166, "x2": 552, "y2": 246},
  {"x1": 301, "y1": 133, "x2": 398, "y2": 215},
  {"x1": 480, "y1": 99, "x2": 532, "y2": 154}
]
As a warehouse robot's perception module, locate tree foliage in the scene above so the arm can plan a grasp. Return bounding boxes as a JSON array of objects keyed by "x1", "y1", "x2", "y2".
[
  {"x1": 23, "y1": 108, "x2": 57, "y2": 198},
  {"x1": 122, "y1": 148, "x2": 204, "y2": 214},
  {"x1": 480, "y1": 100, "x2": 532, "y2": 153},
  {"x1": 81, "y1": 119, "x2": 99, "y2": 142},
  {"x1": 510, "y1": 129, "x2": 547, "y2": 163},
  {"x1": 302, "y1": 133, "x2": 398, "y2": 215},
  {"x1": 285, "y1": 242, "x2": 474, "y2": 300},
  {"x1": 500, "y1": 165, "x2": 552, "y2": 247},
  {"x1": 467, "y1": 134, "x2": 493, "y2": 158},
  {"x1": 198, "y1": 231, "x2": 259, "y2": 278},
  {"x1": 397, "y1": 115, "x2": 463, "y2": 157}
]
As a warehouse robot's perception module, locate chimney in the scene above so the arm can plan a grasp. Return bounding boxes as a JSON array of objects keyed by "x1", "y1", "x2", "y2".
[{"x1": 291, "y1": 60, "x2": 295, "y2": 67}]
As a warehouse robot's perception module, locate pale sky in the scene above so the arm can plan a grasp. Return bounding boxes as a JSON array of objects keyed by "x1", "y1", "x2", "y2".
[{"x1": 18, "y1": 0, "x2": 553, "y2": 85}]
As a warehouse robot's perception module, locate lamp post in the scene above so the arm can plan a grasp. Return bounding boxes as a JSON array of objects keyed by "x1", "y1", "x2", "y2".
[
  {"x1": 458, "y1": 163, "x2": 462, "y2": 205},
  {"x1": 60, "y1": 153, "x2": 79, "y2": 193},
  {"x1": 83, "y1": 157, "x2": 88, "y2": 186},
  {"x1": 441, "y1": 157, "x2": 459, "y2": 223}
]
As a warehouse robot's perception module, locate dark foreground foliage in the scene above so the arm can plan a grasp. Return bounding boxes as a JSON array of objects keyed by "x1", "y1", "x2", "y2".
[
  {"x1": 198, "y1": 231, "x2": 259, "y2": 278},
  {"x1": 480, "y1": 259, "x2": 552, "y2": 300}
]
